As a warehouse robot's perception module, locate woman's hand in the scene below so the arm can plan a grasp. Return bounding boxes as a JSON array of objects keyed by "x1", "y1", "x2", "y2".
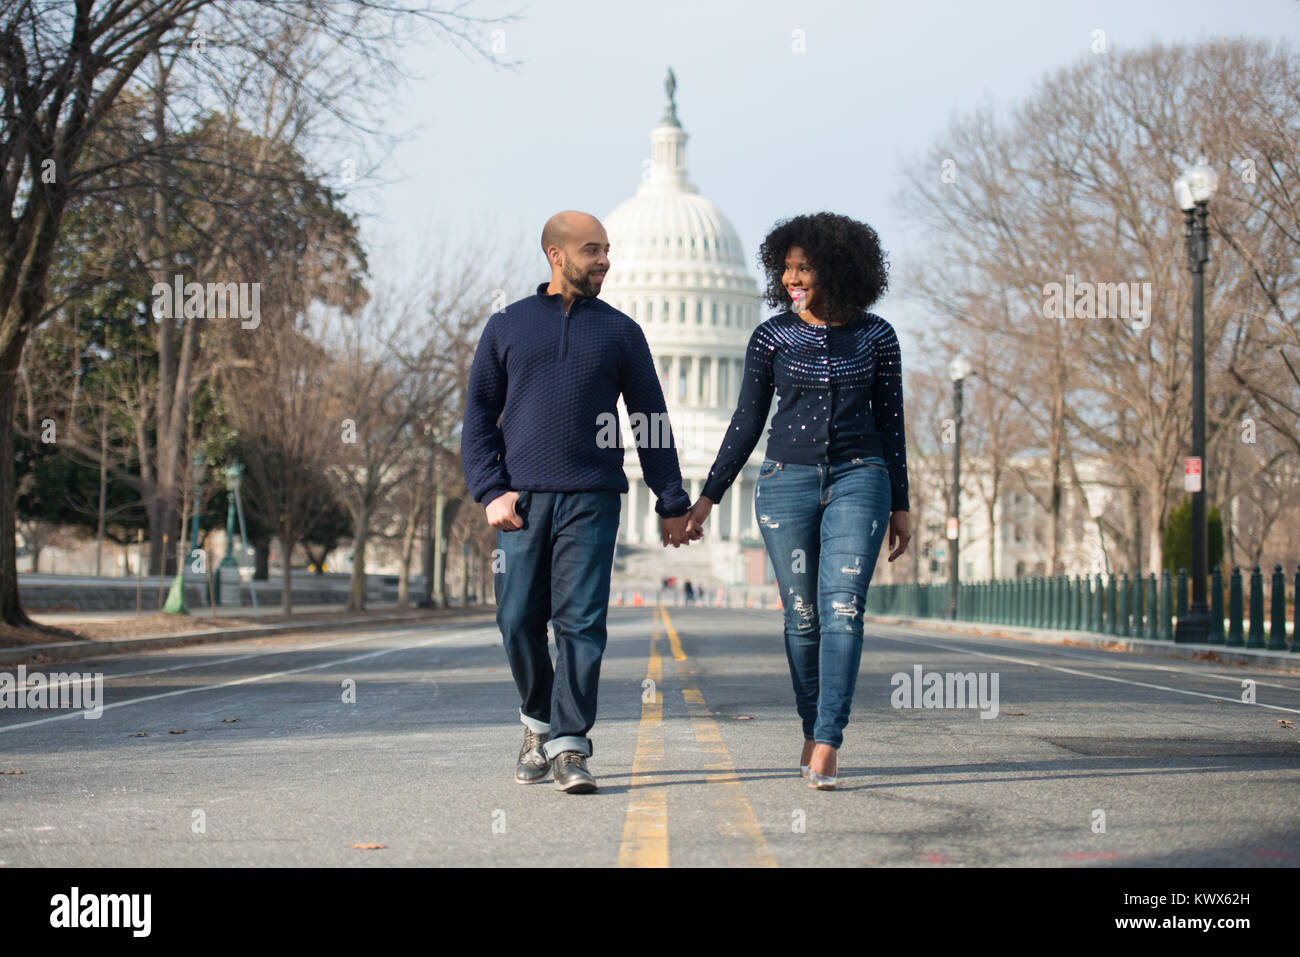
[
  {"x1": 685, "y1": 496, "x2": 713, "y2": 540},
  {"x1": 887, "y1": 510, "x2": 911, "y2": 561}
]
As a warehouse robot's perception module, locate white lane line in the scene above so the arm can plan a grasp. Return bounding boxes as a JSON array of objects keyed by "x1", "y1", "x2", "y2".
[
  {"x1": 6, "y1": 619, "x2": 480, "y2": 688},
  {"x1": 0, "y1": 628, "x2": 500, "y2": 735},
  {"x1": 869, "y1": 622, "x2": 1300, "y2": 693},
  {"x1": 873, "y1": 632, "x2": 1300, "y2": 715},
  {"x1": 0, "y1": 613, "x2": 663, "y2": 735}
]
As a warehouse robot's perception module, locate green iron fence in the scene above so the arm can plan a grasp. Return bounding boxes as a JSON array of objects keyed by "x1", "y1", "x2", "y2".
[{"x1": 864, "y1": 564, "x2": 1299, "y2": 652}]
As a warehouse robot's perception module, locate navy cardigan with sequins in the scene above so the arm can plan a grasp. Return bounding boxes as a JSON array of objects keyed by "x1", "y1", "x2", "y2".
[{"x1": 700, "y1": 310, "x2": 910, "y2": 512}]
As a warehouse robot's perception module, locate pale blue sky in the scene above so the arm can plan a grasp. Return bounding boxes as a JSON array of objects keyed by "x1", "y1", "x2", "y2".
[{"x1": 354, "y1": 0, "x2": 1298, "y2": 358}]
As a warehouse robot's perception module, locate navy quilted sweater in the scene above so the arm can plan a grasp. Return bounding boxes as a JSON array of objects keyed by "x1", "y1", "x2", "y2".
[
  {"x1": 700, "y1": 310, "x2": 910, "y2": 512},
  {"x1": 461, "y1": 282, "x2": 692, "y2": 518}
]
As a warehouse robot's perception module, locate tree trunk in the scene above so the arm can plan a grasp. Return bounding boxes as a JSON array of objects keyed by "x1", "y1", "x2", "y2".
[
  {"x1": 348, "y1": 502, "x2": 369, "y2": 612},
  {"x1": 280, "y1": 516, "x2": 295, "y2": 617},
  {"x1": 0, "y1": 335, "x2": 35, "y2": 626}
]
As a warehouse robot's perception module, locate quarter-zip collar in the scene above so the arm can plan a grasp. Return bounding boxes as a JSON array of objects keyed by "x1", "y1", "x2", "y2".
[{"x1": 535, "y1": 281, "x2": 595, "y2": 360}]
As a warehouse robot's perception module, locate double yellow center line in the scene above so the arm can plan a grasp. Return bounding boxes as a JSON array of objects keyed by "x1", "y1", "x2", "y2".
[{"x1": 617, "y1": 605, "x2": 776, "y2": 867}]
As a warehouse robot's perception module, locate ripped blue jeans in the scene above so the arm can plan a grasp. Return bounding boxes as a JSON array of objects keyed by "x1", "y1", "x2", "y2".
[{"x1": 754, "y1": 456, "x2": 892, "y2": 749}]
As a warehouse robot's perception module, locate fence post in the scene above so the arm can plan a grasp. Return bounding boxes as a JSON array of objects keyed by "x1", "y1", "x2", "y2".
[
  {"x1": 1146, "y1": 573, "x2": 1157, "y2": 640},
  {"x1": 1246, "y1": 565, "x2": 1266, "y2": 649},
  {"x1": 1208, "y1": 565, "x2": 1224, "y2": 645},
  {"x1": 1176, "y1": 567, "x2": 1188, "y2": 621},
  {"x1": 1226, "y1": 566, "x2": 1244, "y2": 647},
  {"x1": 1268, "y1": 564, "x2": 1288, "y2": 651},
  {"x1": 1106, "y1": 572, "x2": 1117, "y2": 635},
  {"x1": 1160, "y1": 568, "x2": 1173, "y2": 641},
  {"x1": 1118, "y1": 572, "x2": 1130, "y2": 638},
  {"x1": 1293, "y1": 565, "x2": 1300, "y2": 653}
]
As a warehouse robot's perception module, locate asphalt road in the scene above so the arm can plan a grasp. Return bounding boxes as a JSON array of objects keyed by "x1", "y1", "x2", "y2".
[{"x1": 2, "y1": 605, "x2": 1298, "y2": 867}]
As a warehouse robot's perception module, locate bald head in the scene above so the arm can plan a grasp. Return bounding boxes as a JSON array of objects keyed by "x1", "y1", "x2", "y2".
[
  {"x1": 542, "y1": 210, "x2": 610, "y2": 300},
  {"x1": 541, "y1": 210, "x2": 604, "y2": 258}
]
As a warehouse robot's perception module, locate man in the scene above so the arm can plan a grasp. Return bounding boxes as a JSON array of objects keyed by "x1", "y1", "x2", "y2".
[{"x1": 461, "y1": 210, "x2": 698, "y2": 794}]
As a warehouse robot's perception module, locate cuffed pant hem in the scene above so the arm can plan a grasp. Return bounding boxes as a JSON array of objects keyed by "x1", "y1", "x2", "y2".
[
  {"x1": 520, "y1": 709, "x2": 551, "y2": 734},
  {"x1": 542, "y1": 735, "x2": 592, "y2": 760}
]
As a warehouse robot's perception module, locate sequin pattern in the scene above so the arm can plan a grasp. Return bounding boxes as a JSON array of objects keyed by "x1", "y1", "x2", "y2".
[{"x1": 700, "y1": 311, "x2": 910, "y2": 512}]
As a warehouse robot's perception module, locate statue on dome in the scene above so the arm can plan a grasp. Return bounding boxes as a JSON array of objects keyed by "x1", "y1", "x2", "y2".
[{"x1": 664, "y1": 66, "x2": 678, "y2": 125}]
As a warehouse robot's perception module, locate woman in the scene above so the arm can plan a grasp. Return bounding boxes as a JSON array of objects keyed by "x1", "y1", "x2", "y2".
[{"x1": 685, "y1": 212, "x2": 911, "y2": 790}]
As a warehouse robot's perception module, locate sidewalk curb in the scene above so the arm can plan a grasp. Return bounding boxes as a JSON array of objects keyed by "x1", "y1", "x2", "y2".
[
  {"x1": 865, "y1": 614, "x2": 1300, "y2": 673},
  {"x1": 1, "y1": 607, "x2": 500, "y2": 666}
]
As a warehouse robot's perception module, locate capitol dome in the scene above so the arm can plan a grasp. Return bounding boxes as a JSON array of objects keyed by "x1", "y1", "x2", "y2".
[{"x1": 601, "y1": 69, "x2": 769, "y2": 576}]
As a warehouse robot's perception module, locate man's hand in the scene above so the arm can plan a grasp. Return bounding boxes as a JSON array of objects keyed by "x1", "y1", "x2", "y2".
[
  {"x1": 887, "y1": 510, "x2": 911, "y2": 561},
  {"x1": 660, "y1": 513, "x2": 692, "y2": 547},
  {"x1": 485, "y1": 491, "x2": 523, "y2": 530},
  {"x1": 685, "y1": 496, "x2": 713, "y2": 541}
]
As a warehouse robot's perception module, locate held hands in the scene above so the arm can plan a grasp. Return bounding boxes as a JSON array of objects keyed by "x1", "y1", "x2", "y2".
[
  {"x1": 660, "y1": 513, "x2": 699, "y2": 547},
  {"x1": 485, "y1": 491, "x2": 523, "y2": 530},
  {"x1": 683, "y1": 496, "x2": 713, "y2": 541}
]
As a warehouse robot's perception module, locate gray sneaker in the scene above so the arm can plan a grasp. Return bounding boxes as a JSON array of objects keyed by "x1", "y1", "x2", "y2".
[
  {"x1": 552, "y1": 751, "x2": 597, "y2": 793},
  {"x1": 515, "y1": 727, "x2": 551, "y2": 784}
]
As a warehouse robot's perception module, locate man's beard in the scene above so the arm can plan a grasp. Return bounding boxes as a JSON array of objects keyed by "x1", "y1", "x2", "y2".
[{"x1": 563, "y1": 260, "x2": 600, "y2": 299}]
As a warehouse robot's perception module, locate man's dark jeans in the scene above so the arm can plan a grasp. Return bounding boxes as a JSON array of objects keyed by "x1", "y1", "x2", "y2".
[{"x1": 494, "y1": 489, "x2": 621, "y2": 759}]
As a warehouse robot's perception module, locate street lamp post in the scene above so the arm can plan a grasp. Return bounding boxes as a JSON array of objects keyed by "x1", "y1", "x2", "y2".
[
  {"x1": 189, "y1": 452, "x2": 205, "y2": 604},
  {"x1": 1172, "y1": 156, "x2": 1217, "y2": 644},
  {"x1": 946, "y1": 356, "x2": 971, "y2": 620},
  {"x1": 218, "y1": 460, "x2": 244, "y2": 608}
]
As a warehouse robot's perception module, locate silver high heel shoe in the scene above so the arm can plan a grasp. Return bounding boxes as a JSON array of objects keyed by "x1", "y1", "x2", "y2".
[
  {"x1": 807, "y1": 769, "x2": 837, "y2": 789},
  {"x1": 806, "y1": 747, "x2": 838, "y2": 789}
]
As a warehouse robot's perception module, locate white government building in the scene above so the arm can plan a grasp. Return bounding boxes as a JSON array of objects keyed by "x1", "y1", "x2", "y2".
[
  {"x1": 597, "y1": 73, "x2": 1128, "y2": 597},
  {"x1": 601, "y1": 71, "x2": 770, "y2": 591}
]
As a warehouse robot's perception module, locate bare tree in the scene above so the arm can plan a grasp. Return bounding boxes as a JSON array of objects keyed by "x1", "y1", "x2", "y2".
[
  {"x1": 0, "y1": 0, "x2": 518, "y2": 626},
  {"x1": 896, "y1": 39, "x2": 1300, "y2": 579}
]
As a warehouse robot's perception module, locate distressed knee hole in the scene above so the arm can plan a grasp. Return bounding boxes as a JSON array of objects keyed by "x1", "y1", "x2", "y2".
[
  {"x1": 840, "y1": 556, "x2": 863, "y2": 576},
  {"x1": 831, "y1": 597, "x2": 861, "y2": 619},
  {"x1": 788, "y1": 590, "x2": 816, "y2": 631},
  {"x1": 758, "y1": 514, "x2": 780, "y2": 529}
]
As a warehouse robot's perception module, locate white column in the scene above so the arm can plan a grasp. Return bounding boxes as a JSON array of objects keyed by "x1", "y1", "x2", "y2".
[
  {"x1": 730, "y1": 475, "x2": 743, "y2": 542},
  {"x1": 645, "y1": 480, "x2": 658, "y2": 542},
  {"x1": 627, "y1": 481, "x2": 640, "y2": 544},
  {"x1": 668, "y1": 354, "x2": 680, "y2": 403}
]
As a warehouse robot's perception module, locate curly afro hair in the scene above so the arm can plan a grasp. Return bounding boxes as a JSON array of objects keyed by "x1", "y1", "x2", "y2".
[{"x1": 757, "y1": 212, "x2": 889, "y2": 324}]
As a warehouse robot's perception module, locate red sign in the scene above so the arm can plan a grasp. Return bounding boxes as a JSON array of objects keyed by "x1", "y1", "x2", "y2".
[
  {"x1": 946, "y1": 517, "x2": 959, "y2": 540},
  {"x1": 1184, "y1": 456, "x2": 1202, "y2": 492}
]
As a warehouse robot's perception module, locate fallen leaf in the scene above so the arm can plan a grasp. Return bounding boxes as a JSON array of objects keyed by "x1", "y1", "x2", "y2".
[
  {"x1": 350, "y1": 843, "x2": 386, "y2": 850},
  {"x1": 222, "y1": 718, "x2": 238, "y2": 723},
  {"x1": 1, "y1": 769, "x2": 25, "y2": 774},
  {"x1": 168, "y1": 729, "x2": 187, "y2": 734},
  {"x1": 1003, "y1": 712, "x2": 1029, "y2": 716},
  {"x1": 128, "y1": 732, "x2": 149, "y2": 737}
]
